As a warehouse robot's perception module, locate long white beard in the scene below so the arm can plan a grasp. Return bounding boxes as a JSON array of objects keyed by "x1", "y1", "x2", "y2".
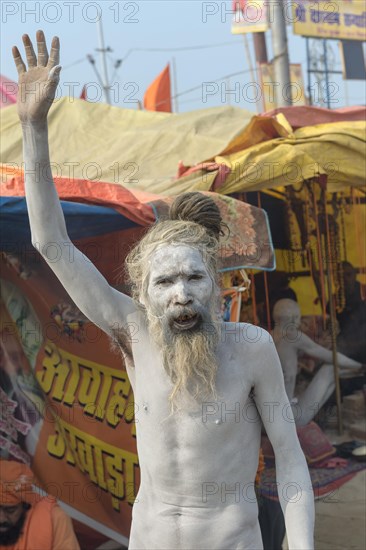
[{"x1": 146, "y1": 304, "x2": 221, "y2": 408}]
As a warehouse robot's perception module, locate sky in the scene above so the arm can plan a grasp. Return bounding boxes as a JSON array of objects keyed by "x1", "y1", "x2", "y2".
[{"x1": 1, "y1": 0, "x2": 365, "y2": 113}]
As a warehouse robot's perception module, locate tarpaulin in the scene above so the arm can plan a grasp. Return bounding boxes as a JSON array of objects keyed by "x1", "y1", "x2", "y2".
[
  {"x1": 1, "y1": 166, "x2": 156, "y2": 227},
  {"x1": 0, "y1": 98, "x2": 254, "y2": 192},
  {"x1": 212, "y1": 121, "x2": 366, "y2": 193},
  {"x1": 0, "y1": 172, "x2": 275, "y2": 272},
  {"x1": 262, "y1": 105, "x2": 366, "y2": 130},
  {"x1": 1, "y1": 99, "x2": 364, "y2": 196}
]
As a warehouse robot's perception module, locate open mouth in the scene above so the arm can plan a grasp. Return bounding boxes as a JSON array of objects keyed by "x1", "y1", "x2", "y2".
[{"x1": 172, "y1": 313, "x2": 199, "y2": 331}]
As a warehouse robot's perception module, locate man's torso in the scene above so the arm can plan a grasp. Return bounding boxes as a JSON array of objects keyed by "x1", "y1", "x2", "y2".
[{"x1": 126, "y1": 314, "x2": 266, "y2": 549}]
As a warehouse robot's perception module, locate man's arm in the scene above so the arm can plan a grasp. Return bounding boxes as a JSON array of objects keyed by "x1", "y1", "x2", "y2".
[
  {"x1": 12, "y1": 31, "x2": 136, "y2": 337},
  {"x1": 252, "y1": 331, "x2": 314, "y2": 550},
  {"x1": 297, "y1": 333, "x2": 361, "y2": 369},
  {"x1": 51, "y1": 505, "x2": 80, "y2": 550}
]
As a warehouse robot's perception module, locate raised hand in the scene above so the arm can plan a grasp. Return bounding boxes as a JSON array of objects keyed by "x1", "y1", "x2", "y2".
[{"x1": 12, "y1": 30, "x2": 61, "y2": 124}]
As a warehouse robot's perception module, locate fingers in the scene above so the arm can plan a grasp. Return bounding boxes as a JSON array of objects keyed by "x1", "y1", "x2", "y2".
[
  {"x1": 13, "y1": 31, "x2": 59, "y2": 75},
  {"x1": 12, "y1": 46, "x2": 26, "y2": 75},
  {"x1": 48, "y1": 65, "x2": 62, "y2": 83},
  {"x1": 22, "y1": 34, "x2": 37, "y2": 68},
  {"x1": 36, "y1": 29, "x2": 48, "y2": 67},
  {"x1": 46, "y1": 65, "x2": 62, "y2": 99},
  {"x1": 47, "y1": 36, "x2": 60, "y2": 69}
]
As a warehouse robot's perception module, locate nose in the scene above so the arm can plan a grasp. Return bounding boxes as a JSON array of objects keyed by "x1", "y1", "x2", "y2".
[{"x1": 173, "y1": 281, "x2": 192, "y2": 306}]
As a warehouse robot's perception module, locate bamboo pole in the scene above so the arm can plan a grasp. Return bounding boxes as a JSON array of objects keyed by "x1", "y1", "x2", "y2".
[{"x1": 322, "y1": 190, "x2": 343, "y2": 434}]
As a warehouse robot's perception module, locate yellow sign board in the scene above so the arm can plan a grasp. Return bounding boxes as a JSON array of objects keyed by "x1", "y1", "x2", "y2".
[
  {"x1": 260, "y1": 63, "x2": 307, "y2": 112},
  {"x1": 231, "y1": 0, "x2": 269, "y2": 35},
  {"x1": 293, "y1": 0, "x2": 366, "y2": 41}
]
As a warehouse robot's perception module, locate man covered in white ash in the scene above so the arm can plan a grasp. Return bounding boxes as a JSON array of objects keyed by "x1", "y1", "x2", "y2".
[{"x1": 12, "y1": 31, "x2": 315, "y2": 550}]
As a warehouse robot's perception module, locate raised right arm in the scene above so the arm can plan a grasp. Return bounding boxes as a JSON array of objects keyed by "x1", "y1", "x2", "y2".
[{"x1": 13, "y1": 31, "x2": 137, "y2": 336}]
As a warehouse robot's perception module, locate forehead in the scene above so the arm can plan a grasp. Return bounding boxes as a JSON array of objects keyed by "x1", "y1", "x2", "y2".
[
  {"x1": 275, "y1": 302, "x2": 300, "y2": 317},
  {"x1": 149, "y1": 245, "x2": 207, "y2": 277}
]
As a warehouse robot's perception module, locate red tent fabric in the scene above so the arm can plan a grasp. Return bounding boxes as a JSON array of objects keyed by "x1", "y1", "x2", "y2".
[
  {"x1": 0, "y1": 165, "x2": 155, "y2": 227},
  {"x1": 261, "y1": 105, "x2": 366, "y2": 129},
  {"x1": 80, "y1": 84, "x2": 88, "y2": 101},
  {"x1": 0, "y1": 75, "x2": 17, "y2": 108}
]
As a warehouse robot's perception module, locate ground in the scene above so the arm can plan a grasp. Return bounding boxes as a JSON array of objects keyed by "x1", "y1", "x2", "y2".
[{"x1": 313, "y1": 469, "x2": 366, "y2": 550}]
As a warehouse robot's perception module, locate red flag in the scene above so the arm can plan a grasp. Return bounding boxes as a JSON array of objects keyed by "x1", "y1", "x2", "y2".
[
  {"x1": 143, "y1": 64, "x2": 172, "y2": 113},
  {"x1": 232, "y1": 0, "x2": 246, "y2": 11},
  {"x1": 80, "y1": 85, "x2": 88, "y2": 101}
]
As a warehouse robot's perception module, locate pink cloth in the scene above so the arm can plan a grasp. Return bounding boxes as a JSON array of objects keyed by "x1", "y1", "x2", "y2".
[
  {"x1": 0, "y1": 75, "x2": 17, "y2": 108},
  {"x1": 261, "y1": 105, "x2": 366, "y2": 129}
]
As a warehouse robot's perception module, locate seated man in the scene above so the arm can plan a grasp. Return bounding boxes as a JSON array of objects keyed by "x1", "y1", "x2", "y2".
[
  {"x1": 0, "y1": 460, "x2": 80, "y2": 549},
  {"x1": 272, "y1": 299, "x2": 363, "y2": 426}
]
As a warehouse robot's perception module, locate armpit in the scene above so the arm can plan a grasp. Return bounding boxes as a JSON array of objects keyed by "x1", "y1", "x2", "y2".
[{"x1": 109, "y1": 325, "x2": 134, "y2": 366}]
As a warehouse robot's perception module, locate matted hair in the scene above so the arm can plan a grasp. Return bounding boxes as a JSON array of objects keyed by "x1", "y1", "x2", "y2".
[
  {"x1": 125, "y1": 193, "x2": 224, "y2": 408},
  {"x1": 125, "y1": 192, "x2": 223, "y2": 305}
]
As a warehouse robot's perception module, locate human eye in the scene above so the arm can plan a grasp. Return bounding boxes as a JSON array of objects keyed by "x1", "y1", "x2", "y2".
[
  {"x1": 156, "y1": 278, "x2": 171, "y2": 286},
  {"x1": 189, "y1": 274, "x2": 203, "y2": 281}
]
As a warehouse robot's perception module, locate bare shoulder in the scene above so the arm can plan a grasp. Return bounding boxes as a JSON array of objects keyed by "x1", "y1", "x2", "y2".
[
  {"x1": 221, "y1": 322, "x2": 276, "y2": 380},
  {"x1": 221, "y1": 322, "x2": 273, "y2": 351}
]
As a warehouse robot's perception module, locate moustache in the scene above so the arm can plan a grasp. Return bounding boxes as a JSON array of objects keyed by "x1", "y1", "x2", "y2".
[
  {"x1": 165, "y1": 305, "x2": 209, "y2": 331},
  {"x1": 164, "y1": 306, "x2": 220, "y2": 337}
]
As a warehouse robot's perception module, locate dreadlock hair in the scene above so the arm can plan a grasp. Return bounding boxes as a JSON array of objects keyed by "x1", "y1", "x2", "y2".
[{"x1": 125, "y1": 192, "x2": 223, "y2": 306}]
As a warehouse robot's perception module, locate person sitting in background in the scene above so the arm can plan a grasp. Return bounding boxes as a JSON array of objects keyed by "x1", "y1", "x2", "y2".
[
  {"x1": 0, "y1": 460, "x2": 79, "y2": 549},
  {"x1": 336, "y1": 261, "x2": 366, "y2": 364},
  {"x1": 272, "y1": 299, "x2": 363, "y2": 426}
]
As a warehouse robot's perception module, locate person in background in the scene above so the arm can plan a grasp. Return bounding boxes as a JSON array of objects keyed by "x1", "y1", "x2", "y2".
[
  {"x1": 272, "y1": 299, "x2": 363, "y2": 426},
  {"x1": 336, "y1": 261, "x2": 366, "y2": 364},
  {"x1": 0, "y1": 460, "x2": 80, "y2": 549}
]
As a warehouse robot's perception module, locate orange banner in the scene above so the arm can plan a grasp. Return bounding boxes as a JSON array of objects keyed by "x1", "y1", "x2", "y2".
[{"x1": 0, "y1": 230, "x2": 142, "y2": 544}]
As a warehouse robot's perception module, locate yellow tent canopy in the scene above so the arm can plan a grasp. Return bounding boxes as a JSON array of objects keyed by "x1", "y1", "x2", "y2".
[{"x1": 1, "y1": 98, "x2": 364, "y2": 194}]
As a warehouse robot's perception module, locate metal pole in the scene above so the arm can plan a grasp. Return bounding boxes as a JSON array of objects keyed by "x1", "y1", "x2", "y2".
[
  {"x1": 306, "y1": 38, "x2": 313, "y2": 105},
  {"x1": 97, "y1": 17, "x2": 111, "y2": 105},
  {"x1": 253, "y1": 33, "x2": 268, "y2": 112},
  {"x1": 323, "y1": 39, "x2": 331, "y2": 109},
  {"x1": 227, "y1": 78, "x2": 231, "y2": 106},
  {"x1": 243, "y1": 34, "x2": 259, "y2": 113},
  {"x1": 271, "y1": 1, "x2": 292, "y2": 107},
  {"x1": 344, "y1": 79, "x2": 350, "y2": 107},
  {"x1": 172, "y1": 57, "x2": 178, "y2": 113},
  {"x1": 253, "y1": 33, "x2": 268, "y2": 64},
  {"x1": 322, "y1": 193, "x2": 343, "y2": 434}
]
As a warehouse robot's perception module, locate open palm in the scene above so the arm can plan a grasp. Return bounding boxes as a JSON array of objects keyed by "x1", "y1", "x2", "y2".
[{"x1": 12, "y1": 30, "x2": 61, "y2": 123}]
